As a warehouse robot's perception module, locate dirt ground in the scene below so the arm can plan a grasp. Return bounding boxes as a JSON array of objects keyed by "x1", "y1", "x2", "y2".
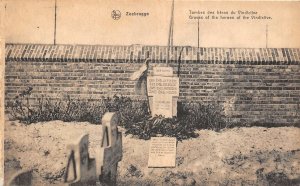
[{"x1": 4, "y1": 117, "x2": 300, "y2": 186}]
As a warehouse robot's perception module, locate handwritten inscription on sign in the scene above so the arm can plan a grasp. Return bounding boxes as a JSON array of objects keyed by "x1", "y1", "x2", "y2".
[
  {"x1": 147, "y1": 76, "x2": 179, "y2": 96},
  {"x1": 148, "y1": 137, "x2": 177, "y2": 167},
  {"x1": 153, "y1": 67, "x2": 173, "y2": 76}
]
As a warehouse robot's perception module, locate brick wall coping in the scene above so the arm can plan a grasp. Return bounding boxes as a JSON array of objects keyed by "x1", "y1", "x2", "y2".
[{"x1": 5, "y1": 44, "x2": 300, "y2": 64}]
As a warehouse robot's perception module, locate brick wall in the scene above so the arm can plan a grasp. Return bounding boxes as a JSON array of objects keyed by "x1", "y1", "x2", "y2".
[{"x1": 5, "y1": 44, "x2": 300, "y2": 125}]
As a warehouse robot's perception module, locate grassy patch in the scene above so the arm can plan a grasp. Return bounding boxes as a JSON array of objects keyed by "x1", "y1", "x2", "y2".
[{"x1": 7, "y1": 87, "x2": 232, "y2": 140}]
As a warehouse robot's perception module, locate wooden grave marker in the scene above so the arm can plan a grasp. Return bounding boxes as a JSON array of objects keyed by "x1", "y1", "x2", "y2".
[
  {"x1": 7, "y1": 170, "x2": 32, "y2": 186},
  {"x1": 64, "y1": 134, "x2": 97, "y2": 186},
  {"x1": 64, "y1": 112, "x2": 122, "y2": 185},
  {"x1": 98, "y1": 112, "x2": 122, "y2": 185}
]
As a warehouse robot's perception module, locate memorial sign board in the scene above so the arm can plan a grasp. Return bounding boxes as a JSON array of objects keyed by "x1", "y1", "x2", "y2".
[
  {"x1": 147, "y1": 76, "x2": 179, "y2": 96},
  {"x1": 148, "y1": 137, "x2": 177, "y2": 168},
  {"x1": 147, "y1": 68, "x2": 179, "y2": 117}
]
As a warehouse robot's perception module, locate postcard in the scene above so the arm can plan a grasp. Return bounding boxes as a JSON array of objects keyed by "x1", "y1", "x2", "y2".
[{"x1": 1, "y1": 0, "x2": 300, "y2": 185}]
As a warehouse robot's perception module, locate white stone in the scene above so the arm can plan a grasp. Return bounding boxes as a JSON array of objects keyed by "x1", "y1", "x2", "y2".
[{"x1": 148, "y1": 137, "x2": 177, "y2": 168}]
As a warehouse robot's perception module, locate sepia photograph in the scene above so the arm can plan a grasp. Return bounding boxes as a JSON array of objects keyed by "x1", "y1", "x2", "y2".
[{"x1": 1, "y1": 0, "x2": 300, "y2": 185}]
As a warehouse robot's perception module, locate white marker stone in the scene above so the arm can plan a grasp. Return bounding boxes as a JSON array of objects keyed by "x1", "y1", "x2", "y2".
[{"x1": 148, "y1": 137, "x2": 177, "y2": 168}]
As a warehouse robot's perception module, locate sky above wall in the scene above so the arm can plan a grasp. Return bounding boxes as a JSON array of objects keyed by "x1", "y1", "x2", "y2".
[{"x1": 4, "y1": 0, "x2": 300, "y2": 48}]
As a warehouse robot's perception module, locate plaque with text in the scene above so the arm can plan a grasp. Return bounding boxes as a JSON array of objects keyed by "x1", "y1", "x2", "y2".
[
  {"x1": 147, "y1": 76, "x2": 179, "y2": 96},
  {"x1": 148, "y1": 137, "x2": 177, "y2": 168}
]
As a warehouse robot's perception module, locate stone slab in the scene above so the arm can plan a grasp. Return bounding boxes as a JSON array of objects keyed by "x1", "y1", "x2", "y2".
[{"x1": 148, "y1": 137, "x2": 177, "y2": 168}]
